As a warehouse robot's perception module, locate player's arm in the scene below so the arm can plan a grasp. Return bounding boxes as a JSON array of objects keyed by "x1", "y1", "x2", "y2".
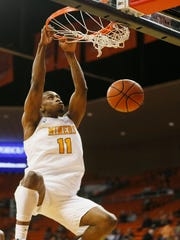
[
  {"x1": 22, "y1": 26, "x2": 53, "y2": 140},
  {"x1": 60, "y1": 41, "x2": 88, "y2": 128}
]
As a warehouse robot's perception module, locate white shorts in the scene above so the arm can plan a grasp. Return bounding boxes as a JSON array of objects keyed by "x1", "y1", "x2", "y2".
[{"x1": 33, "y1": 186, "x2": 101, "y2": 236}]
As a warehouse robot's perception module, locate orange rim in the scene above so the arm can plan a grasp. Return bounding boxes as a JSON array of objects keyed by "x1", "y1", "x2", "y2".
[
  {"x1": 98, "y1": 22, "x2": 114, "y2": 35},
  {"x1": 45, "y1": 6, "x2": 115, "y2": 40},
  {"x1": 45, "y1": 6, "x2": 78, "y2": 29}
]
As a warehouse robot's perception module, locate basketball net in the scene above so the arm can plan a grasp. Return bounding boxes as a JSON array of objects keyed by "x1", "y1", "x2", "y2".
[{"x1": 46, "y1": 7, "x2": 130, "y2": 57}]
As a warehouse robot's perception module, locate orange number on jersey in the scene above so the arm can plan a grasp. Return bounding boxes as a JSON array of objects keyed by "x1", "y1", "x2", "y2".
[{"x1": 57, "y1": 138, "x2": 72, "y2": 154}]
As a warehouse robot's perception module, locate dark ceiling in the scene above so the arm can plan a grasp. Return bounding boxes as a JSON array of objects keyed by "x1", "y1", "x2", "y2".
[{"x1": 0, "y1": 0, "x2": 179, "y2": 144}]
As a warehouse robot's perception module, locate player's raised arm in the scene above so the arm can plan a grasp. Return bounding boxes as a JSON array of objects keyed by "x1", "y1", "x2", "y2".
[
  {"x1": 22, "y1": 26, "x2": 53, "y2": 140},
  {"x1": 59, "y1": 41, "x2": 88, "y2": 128}
]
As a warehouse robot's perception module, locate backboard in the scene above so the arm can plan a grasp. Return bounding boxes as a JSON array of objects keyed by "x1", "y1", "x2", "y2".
[{"x1": 51, "y1": 0, "x2": 180, "y2": 46}]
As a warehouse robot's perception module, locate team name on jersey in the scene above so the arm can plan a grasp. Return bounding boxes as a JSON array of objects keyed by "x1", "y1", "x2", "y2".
[{"x1": 48, "y1": 125, "x2": 76, "y2": 135}]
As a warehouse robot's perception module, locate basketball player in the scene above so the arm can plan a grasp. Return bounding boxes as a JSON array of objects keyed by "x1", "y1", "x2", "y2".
[
  {"x1": 14, "y1": 25, "x2": 117, "y2": 240},
  {"x1": 0, "y1": 230, "x2": 5, "y2": 240}
]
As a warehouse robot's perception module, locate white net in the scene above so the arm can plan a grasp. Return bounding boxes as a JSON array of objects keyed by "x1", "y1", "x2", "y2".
[
  {"x1": 87, "y1": 23, "x2": 130, "y2": 57},
  {"x1": 48, "y1": 8, "x2": 130, "y2": 57}
]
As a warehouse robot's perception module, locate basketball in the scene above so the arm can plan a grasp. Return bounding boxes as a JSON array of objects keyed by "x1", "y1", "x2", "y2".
[{"x1": 107, "y1": 79, "x2": 144, "y2": 112}]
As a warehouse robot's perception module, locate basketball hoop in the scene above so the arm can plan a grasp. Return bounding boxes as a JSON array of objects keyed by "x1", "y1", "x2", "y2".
[{"x1": 45, "y1": 6, "x2": 130, "y2": 57}]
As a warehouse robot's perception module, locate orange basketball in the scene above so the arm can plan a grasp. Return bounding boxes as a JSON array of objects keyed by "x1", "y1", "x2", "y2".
[{"x1": 107, "y1": 79, "x2": 144, "y2": 112}]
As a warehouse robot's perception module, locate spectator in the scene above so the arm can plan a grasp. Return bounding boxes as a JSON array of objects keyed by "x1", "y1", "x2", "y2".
[
  {"x1": 122, "y1": 228, "x2": 135, "y2": 240},
  {"x1": 119, "y1": 210, "x2": 128, "y2": 223},
  {"x1": 105, "y1": 231, "x2": 116, "y2": 240},
  {"x1": 138, "y1": 214, "x2": 153, "y2": 231},
  {"x1": 159, "y1": 220, "x2": 174, "y2": 240},
  {"x1": 127, "y1": 211, "x2": 137, "y2": 222},
  {"x1": 105, "y1": 228, "x2": 122, "y2": 240},
  {"x1": 174, "y1": 221, "x2": 180, "y2": 240},
  {"x1": 113, "y1": 229, "x2": 122, "y2": 240},
  {"x1": 143, "y1": 198, "x2": 153, "y2": 211},
  {"x1": 142, "y1": 228, "x2": 154, "y2": 240},
  {"x1": 159, "y1": 212, "x2": 173, "y2": 227}
]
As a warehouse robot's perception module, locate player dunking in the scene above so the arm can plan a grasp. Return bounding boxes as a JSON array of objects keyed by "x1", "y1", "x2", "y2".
[{"x1": 14, "y1": 26, "x2": 117, "y2": 240}]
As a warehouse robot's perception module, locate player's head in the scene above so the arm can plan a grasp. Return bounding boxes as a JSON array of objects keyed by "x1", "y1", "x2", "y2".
[{"x1": 40, "y1": 91, "x2": 65, "y2": 117}]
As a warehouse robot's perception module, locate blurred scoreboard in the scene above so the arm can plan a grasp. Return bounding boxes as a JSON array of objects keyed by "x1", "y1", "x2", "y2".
[{"x1": 0, "y1": 142, "x2": 27, "y2": 172}]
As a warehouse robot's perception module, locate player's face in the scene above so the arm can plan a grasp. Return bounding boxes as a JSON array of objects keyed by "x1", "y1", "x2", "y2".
[{"x1": 41, "y1": 91, "x2": 64, "y2": 116}]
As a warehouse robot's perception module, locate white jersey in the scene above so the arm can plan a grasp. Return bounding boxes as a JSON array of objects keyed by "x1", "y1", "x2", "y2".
[{"x1": 24, "y1": 115, "x2": 85, "y2": 196}]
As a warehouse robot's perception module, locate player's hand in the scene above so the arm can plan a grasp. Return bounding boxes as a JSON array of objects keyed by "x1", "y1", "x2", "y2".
[
  {"x1": 59, "y1": 40, "x2": 77, "y2": 53},
  {"x1": 40, "y1": 25, "x2": 53, "y2": 46}
]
